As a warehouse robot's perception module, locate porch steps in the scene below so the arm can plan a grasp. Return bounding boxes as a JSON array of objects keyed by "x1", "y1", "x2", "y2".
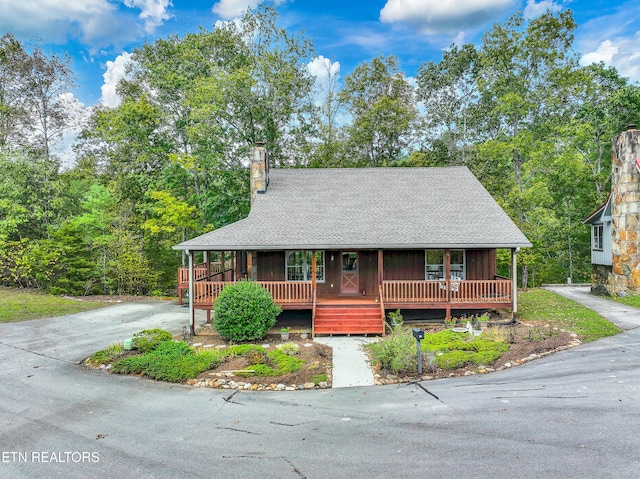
[{"x1": 313, "y1": 304, "x2": 384, "y2": 336}]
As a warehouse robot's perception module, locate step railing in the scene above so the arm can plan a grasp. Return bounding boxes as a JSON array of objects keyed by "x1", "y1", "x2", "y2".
[{"x1": 178, "y1": 262, "x2": 225, "y2": 285}]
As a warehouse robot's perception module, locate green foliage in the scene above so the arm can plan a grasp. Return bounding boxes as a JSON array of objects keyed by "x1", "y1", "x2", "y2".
[
  {"x1": 226, "y1": 344, "x2": 266, "y2": 357},
  {"x1": 366, "y1": 326, "x2": 417, "y2": 374},
  {"x1": 132, "y1": 328, "x2": 173, "y2": 353},
  {"x1": 86, "y1": 342, "x2": 124, "y2": 366},
  {"x1": 311, "y1": 374, "x2": 328, "y2": 383},
  {"x1": 213, "y1": 281, "x2": 281, "y2": 341},
  {"x1": 387, "y1": 309, "x2": 404, "y2": 329},
  {"x1": 111, "y1": 341, "x2": 224, "y2": 382},
  {"x1": 277, "y1": 342, "x2": 300, "y2": 356},
  {"x1": 86, "y1": 350, "x2": 112, "y2": 366},
  {"x1": 519, "y1": 289, "x2": 621, "y2": 342},
  {"x1": 236, "y1": 347, "x2": 305, "y2": 377},
  {"x1": 368, "y1": 327, "x2": 510, "y2": 373},
  {"x1": 614, "y1": 294, "x2": 640, "y2": 308},
  {"x1": 420, "y1": 329, "x2": 509, "y2": 370}
]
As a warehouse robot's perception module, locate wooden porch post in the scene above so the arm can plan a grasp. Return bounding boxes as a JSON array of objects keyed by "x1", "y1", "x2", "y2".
[
  {"x1": 377, "y1": 249, "x2": 384, "y2": 286},
  {"x1": 311, "y1": 250, "x2": 317, "y2": 293},
  {"x1": 512, "y1": 248, "x2": 519, "y2": 318},
  {"x1": 188, "y1": 250, "x2": 195, "y2": 334},
  {"x1": 204, "y1": 251, "x2": 210, "y2": 280},
  {"x1": 233, "y1": 250, "x2": 237, "y2": 281},
  {"x1": 445, "y1": 249, "x2": 451, "y2": 320},
  {"x1": 247, "y1": 252, "x2": 253, "y2": 279},
  {"x1": 221, "y1": 251, "x2": 226, "y2": 282}
]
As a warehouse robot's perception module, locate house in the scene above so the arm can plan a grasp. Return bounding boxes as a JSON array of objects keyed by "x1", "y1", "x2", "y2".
[
  {"x1": 584, "y1": 124, "x2": 640, "y2": 296},
  {"x1": 174, "y1": 144, "x2": 531, "y2": 335}
]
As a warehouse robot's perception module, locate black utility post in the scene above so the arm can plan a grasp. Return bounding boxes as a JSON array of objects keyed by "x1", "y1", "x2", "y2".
[{"x1": 412, "y1": 328, "x2": 425, "y2": 374}]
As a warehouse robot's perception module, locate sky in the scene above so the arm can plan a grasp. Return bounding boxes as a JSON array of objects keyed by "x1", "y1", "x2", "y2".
[{"x1": 1, "y1": 0, "x2": 639, "y2": 109}]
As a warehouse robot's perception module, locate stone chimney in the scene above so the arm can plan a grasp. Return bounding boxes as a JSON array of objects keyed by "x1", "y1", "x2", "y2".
[
  {"x1": 611, "y1": 124, "x2": 640, "y2": 293},
  {"x1": 250, "y1": 142, "x2": 269, "y2": 204}
]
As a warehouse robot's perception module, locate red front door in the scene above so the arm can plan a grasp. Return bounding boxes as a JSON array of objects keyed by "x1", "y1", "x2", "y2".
[{"x1": 341, "y1": 252, "x2": 358, "y2": 294}]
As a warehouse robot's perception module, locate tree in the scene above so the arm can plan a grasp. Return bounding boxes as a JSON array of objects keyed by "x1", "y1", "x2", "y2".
[
  {"x1": 0, "y1": 33, "x2": 28, "y2": 153},
  {"x1": 339, "y1": 56, "x2": 418, "y2": 166},
  {"x1": 416, "y1": 43, "x2": 480, "y2": 166}
]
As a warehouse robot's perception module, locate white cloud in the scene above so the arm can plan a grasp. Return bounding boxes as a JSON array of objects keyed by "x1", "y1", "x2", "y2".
[
  {"x1": 379, "y1": 0, "x2": 518, "y2": 35},
  {"x1": 124, "y1": 0, "x2": 173, "y2": 33},
  {"x1": 523, "y1": 0, "x2": 562, "y2": 19},
  {"x1": 53, "y1": 93, "x2": 92, "y2": 170},
  {"x1": 581, "y1": 33, "x2": 640, "y2": 83},
  {"x1": 0, "y1": 0, "x2": 170, "y2": 47},
  {"x1": 577, "y1": 1, "x2": 640, "y2": 84},
  {"x1": 307, "y1": 56, "x2": 341, "y2": 97},
  {"x1": 212, "y1": 0, "x2": 289, "y2": 20},
  {"x1": 101, "y1": 52, "x2": 133, "y2": 108},
  {"x1": 212, "y1": 0, "x2": 261, "y2": 20}
]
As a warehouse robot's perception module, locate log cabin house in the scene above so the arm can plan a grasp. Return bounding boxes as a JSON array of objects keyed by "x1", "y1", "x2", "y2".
[{"x1": 174, "y1": 145, "x2": 531, "y2": 336}]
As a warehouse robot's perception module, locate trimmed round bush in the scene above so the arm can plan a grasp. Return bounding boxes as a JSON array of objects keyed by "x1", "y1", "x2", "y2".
[{"x1": 213, "y1": 281, "x2": 281, "y2": 341}]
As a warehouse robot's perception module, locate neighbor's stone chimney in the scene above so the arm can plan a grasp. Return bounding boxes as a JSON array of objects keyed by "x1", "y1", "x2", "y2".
[
  {"x1": 611, "y1": 124, "x2": 640, "y2": 293},
  {"x1": 250, "y1": 142, "x2": 269, "y2": 204}
]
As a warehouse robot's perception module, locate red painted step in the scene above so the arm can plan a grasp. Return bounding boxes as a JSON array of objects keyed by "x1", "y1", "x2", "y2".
[{"x1": 314, "y1": 304, "x2": 384, "y2": 335}]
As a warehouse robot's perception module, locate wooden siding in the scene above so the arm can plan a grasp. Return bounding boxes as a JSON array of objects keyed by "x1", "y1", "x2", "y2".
[
  {"x1": 383, "y1": 250, "x2": 425, "y2": 280},
  {"x1": 257, "y1": 251, "x2": 285, "y2": 281},
  {"x1": 358, "y1": 250, "x2": 378, "y2": 296},
  {"x1": 316, "y1": 250, "x2": 341, "y2": 295},
  {"x1": 466, "y1": 249, "x2": 497, "y2": 280}
]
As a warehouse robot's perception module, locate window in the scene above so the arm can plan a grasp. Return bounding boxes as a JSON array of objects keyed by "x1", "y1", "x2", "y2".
[
  {"x1": 425, "y1": 249, "x2": 465, "y2": 280},
  {"x1": 592, "y1": 224, "x2": 604, "y2": 251},
  {"x1": 286, "y1": 251, "x2": 325, "y2": 282}
]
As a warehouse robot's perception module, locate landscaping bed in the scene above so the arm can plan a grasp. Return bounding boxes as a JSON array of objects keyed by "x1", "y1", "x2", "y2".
[
  {"x1": 187, "y1": 328, "x2": 332, "y2": 390},
  {"x1": 371, "y1": 320, "x2": 581, "y2": 385}
]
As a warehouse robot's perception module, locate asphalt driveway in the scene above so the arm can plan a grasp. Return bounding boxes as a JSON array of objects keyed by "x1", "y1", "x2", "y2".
[{"x1": 1, "y1": 297, "x2": 640, "y2": 478}]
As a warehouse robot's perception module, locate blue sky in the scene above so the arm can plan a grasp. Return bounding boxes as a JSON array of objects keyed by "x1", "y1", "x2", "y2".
[{"x1": 1, "y1": 0, "x2": 639, "y2": 108}]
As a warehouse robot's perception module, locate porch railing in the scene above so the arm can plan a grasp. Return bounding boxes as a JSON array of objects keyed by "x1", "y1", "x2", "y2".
[
  {"x1": 382, "y1": 279, "x2": 512, "y2": 304},
  {"x1": 193, "y1": 281, "x2": 313, "y2": 306},
  {"x1": 178, "y1": 262, "x2": 225, "y2": 284}
]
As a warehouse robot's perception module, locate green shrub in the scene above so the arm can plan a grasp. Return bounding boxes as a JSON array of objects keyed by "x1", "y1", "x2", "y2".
[
  {"x1": 367, "y1": 326, "x2": 416, "y2": 374},
  {"x1": 422, "y1": 330, "x2": 510, "y2": 370},
  {"x1": 86, "y1": 342, "x2": 125, "y2": 366},
  {"x1": 311, "y1": 374, "x2": 328, "y2": 383},
  {"x1": 226, "y1": 344, "x2": 265, "y2": 357},
  {"x1": 236, "y1": 347, "x2": 305, "y2": 377},
  {"x1": 387, "y1": 309, "x2": 404, "y2": 330},
  {"x1": 277, "y1": 342, "x2": 299, "y2": 356},
  {"x1": 132, "y1": 328, "x2": 173, "y2": 353},
  {"x1": 112, "y1": 341, "x2": 224, "y2": 382},
  {"x1": 213, "y1": 281, "x2": 281, "y2": 341},
  {"x1": 86, "y1": 349, "x2": 111, "y2": 367}
]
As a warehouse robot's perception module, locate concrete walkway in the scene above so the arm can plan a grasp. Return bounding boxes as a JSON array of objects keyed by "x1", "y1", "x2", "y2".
[
  {"x1": 543, "y1": 285, "x2": 640, "y2": 330},
  {"x1": 313, "y1": 336, "x2": 376, "y2": 388}
]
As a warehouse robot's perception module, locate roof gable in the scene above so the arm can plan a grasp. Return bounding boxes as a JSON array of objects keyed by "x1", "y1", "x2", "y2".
[{"x1": 176, "y1": 167, "x2": 531, "y2": 251}]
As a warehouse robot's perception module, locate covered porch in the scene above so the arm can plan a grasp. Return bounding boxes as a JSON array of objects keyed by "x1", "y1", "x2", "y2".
[{"x1": 178, "y1": 247, "x2": 519, "y2": 336}]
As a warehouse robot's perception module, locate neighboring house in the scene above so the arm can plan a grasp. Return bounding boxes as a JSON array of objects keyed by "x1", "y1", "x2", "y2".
[
  {"x1": 174, "y1": 144, "x2": 531, "y2": 336},
  {"x1": 584, "y1": 125, "x2": 640, "y2": 296}
]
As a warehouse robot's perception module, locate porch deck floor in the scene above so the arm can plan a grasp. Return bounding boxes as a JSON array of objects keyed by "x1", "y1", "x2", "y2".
[{"x1": 316, "y1": 295, "x2": 378, "y2": 305}]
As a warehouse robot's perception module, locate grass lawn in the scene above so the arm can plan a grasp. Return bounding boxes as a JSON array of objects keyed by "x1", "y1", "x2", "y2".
[
  {"x1": 518, "y1": 288, "x2": 621, "y2": 342},
  {"x1": 0, "y1": 287, "x2": 108, "y2": 323},
  {"x1": 613, "y1": 294, "x2": 640, "y2": 309}
]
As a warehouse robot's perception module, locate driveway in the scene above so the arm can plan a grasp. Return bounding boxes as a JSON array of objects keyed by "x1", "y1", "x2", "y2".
[{"x1": 1, "y1": 299, "x2": 640, "y2": 478}]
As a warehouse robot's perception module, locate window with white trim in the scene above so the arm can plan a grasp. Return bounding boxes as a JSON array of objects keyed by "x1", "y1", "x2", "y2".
[
  {"x1": 286, "y1": 251, "x2": 325, "y2": 282},
  {"x1": 592, "y1": 224, "x2": 604, "y2": 251},
  {"x1": 425, "y1": 249, "x2": 466, "y2": 280}
]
